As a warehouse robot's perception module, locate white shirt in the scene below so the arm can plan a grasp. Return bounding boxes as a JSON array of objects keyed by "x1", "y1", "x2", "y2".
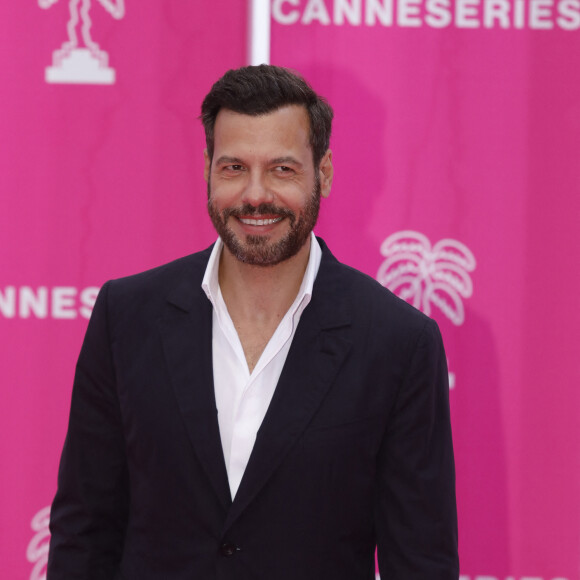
[{"x1": 201, "y1": 233, "x2": 322, "y2": 499}]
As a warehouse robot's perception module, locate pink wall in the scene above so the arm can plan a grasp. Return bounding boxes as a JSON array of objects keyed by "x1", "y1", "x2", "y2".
[
  {"x1": 0, "y1": 1, "x2": 246, "y2": 577},
  {"x1": 1, "y1": 1, "x2": 579, "y2": 578},
  {"x1": 271, "y1": 2, "x2": 580, "y2": 578}
]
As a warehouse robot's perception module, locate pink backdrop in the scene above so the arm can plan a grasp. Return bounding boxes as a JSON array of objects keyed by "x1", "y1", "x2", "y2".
[{"x1": 1, "y1": 1, "x2": 579, "y2": 578}]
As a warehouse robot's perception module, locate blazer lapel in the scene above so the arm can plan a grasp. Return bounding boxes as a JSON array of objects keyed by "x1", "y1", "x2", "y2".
[
  {"x1": 223, "y1": 245, "x2": 353, "y2": 531},
  {"x1": 158, "y1": 254, "x2": 232, "y2": 511}
]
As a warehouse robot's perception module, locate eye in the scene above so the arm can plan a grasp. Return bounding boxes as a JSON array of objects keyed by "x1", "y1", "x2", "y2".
[
  {"x1": 221, "y1": 164, "x2": 245, "y2": 174},
  {"x1": 274, "y1": 166, "x2": 293, "y2": 174}
]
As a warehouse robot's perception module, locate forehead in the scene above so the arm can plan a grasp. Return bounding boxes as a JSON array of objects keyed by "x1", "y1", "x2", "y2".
[{"x1": 213, "y1": 105, "x2": 311, "y2": 155}]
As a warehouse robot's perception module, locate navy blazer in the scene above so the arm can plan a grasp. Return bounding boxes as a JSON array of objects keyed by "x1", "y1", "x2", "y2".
[{"x1": 47, "y1": 239, "x2": 459, "y2": 580}]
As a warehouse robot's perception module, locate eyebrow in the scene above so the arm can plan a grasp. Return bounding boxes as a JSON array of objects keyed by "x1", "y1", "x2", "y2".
[
  {"x1": 214, "y1": 156, "x2": 244, "y2": 166},
  {"x1": 270, "y1": 156, "x2": 303, "y2": 167},
  {"x1": 213, "y1": 155, "x2": 304, "y2": 168}
]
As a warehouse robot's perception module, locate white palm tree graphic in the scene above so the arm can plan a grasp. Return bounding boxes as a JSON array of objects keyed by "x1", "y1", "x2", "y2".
[
  {"x1": 39, "y1": 0, "x2": 125, "y2": 67},
  {"x1": 377, "y1": 231, "x2": 476, "y2": 326},
  {"x1": 27, "y1": 506, "x2": 51, "y2": 580}
]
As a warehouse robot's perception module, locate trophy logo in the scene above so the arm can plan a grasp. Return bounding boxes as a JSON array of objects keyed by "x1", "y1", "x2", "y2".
[
  {"x1": 39, "y1": 0, "x2": 125, "y2": 84},
  {"x1": 26, "y1": 506, "x2": 51, "y2": 580}
]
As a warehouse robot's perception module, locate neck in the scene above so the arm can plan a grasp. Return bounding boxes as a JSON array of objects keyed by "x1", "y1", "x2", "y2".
[{"x1": 218, "y1": 237, "x2": 312, "y2": 322}]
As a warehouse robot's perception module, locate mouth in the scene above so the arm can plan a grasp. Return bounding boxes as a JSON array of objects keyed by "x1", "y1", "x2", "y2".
[{"x1": 238, "y1": 216, "x2": 284, "y2": 226}]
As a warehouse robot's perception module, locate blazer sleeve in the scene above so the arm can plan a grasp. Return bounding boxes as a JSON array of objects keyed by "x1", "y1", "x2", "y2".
[
  {"x1": 47, "y1": 281, "x2": 129, "y2": 580},
  {"x1": 375, "y1": 317, "x2": 459, "y2": 579}
]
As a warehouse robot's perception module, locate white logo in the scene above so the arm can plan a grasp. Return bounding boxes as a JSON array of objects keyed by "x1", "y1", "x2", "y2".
[
  {"x1": 26, "y1": 506, "x2": 51, "y2": 580},
  {"x1": 377, "y1": 230, "x2": 476, "y2": 326},
  {"x1": 272, "y1": 0, "x2": 580, "y2": 31},
  {"x1": 0, "y1": 286, "x2": 99, "y2": 320},
  {"x1": 39, "y1": 0, "x2": 125, "y2": 84},
  {"x1": 377, "y1": 231, "x2": 476, "y2": 390}
]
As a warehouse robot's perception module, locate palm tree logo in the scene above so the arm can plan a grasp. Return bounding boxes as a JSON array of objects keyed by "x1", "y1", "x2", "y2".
[
  {"x1": 376, "y1": 231, "x2": 476, "y2": 326},
  {"x1": 26, "y1": 506, "x2": 51, "y2": 580},
  {"x1": 39, "y1": 0, "x2": 125, "y2": 84}
]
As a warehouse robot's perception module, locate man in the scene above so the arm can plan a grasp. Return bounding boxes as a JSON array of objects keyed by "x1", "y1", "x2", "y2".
[{"x1": 48, "y1": 65, "x2": 459, "y2": 579}]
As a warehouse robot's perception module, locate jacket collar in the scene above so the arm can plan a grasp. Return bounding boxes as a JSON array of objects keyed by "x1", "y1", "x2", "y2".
[{"x1": 159, "y1": 238, "x2": 353, "y2": 526}]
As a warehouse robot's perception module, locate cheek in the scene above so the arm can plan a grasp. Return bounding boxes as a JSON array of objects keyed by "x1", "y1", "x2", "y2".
[
  {"x1": 271, "y1": 180, "x2": 312, "y2": 205},
  {"x1": 208, "y1": 180, "x2": 240, "y2": 207}
]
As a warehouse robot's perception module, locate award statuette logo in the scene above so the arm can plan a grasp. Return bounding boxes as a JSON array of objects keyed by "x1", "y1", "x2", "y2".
[
  {"x1": 27, "y1": 506, "x2": 51, "y2": 580},
  {"x1": 39, "y1": 0, "x2": 125, "y2": 85}
]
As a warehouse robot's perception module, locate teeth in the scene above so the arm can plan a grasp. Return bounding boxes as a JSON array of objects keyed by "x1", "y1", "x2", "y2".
[{"x1": 239, "y1": 217, "x2": 282, "y2": 226}]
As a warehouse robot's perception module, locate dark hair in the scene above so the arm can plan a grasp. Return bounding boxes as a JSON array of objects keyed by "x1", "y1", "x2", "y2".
[{"x1": 201, "y1": 65, "x2": 333, "y2": 167}]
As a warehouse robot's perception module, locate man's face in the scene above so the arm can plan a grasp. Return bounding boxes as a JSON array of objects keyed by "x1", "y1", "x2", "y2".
[{"x1": 205, "y1": 105, "x2": 332, "y2": 267}]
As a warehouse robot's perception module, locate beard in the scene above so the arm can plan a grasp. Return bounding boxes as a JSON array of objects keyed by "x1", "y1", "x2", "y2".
[{"x1": 207, "y1": 176, "x2": 321, "y2": 267}]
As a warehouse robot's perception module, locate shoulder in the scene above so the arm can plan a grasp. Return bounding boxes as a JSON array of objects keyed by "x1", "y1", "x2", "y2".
[
  {"x1": 316, "y1": 241, "x2": 444, "y2": 379},
  {"x1": 317, "y1": 237, "x2": 432, "y2": 333},
  {"x1": 109, "y1": 245, "x2": 211, "y2": 293},
  {"x1": 95, "y1": 244, "x2": 214, "y2": 322},
  {"x1": 341, "y1": 259, "x2": 434, "y2": 339}
]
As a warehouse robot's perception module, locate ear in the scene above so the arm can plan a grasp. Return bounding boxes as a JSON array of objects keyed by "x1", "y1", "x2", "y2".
[
  {"x1": 203, "y1": 149, "x2": 211, "y2": 182},
  {"x1": 318, "y1": 150, "x2": 333, "y2": 198}
]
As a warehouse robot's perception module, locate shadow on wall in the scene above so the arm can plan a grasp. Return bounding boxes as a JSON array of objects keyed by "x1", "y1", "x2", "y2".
[{"x1": 271, "y1": 60, "x2": 388, "y2": 276}]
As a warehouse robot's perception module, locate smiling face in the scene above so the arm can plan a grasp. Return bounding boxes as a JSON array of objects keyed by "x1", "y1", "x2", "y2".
[{"x1": 205, "y1": 105, "x2": 332, "y2": 267}]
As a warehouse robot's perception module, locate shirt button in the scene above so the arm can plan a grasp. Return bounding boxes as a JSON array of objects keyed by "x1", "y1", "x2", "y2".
[{"x1": 220, "y1": 542, "x2": 238, "y2": 557}]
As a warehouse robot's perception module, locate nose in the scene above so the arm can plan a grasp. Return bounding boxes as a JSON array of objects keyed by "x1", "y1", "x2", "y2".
[{"x1": 241, "y1": 171, "x2": 274, "y2": 207}]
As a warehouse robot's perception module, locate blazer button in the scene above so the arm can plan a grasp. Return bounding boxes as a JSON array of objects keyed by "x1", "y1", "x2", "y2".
[{"x1": 220, "y1": 542, "x2": 238, "y2": 557}]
